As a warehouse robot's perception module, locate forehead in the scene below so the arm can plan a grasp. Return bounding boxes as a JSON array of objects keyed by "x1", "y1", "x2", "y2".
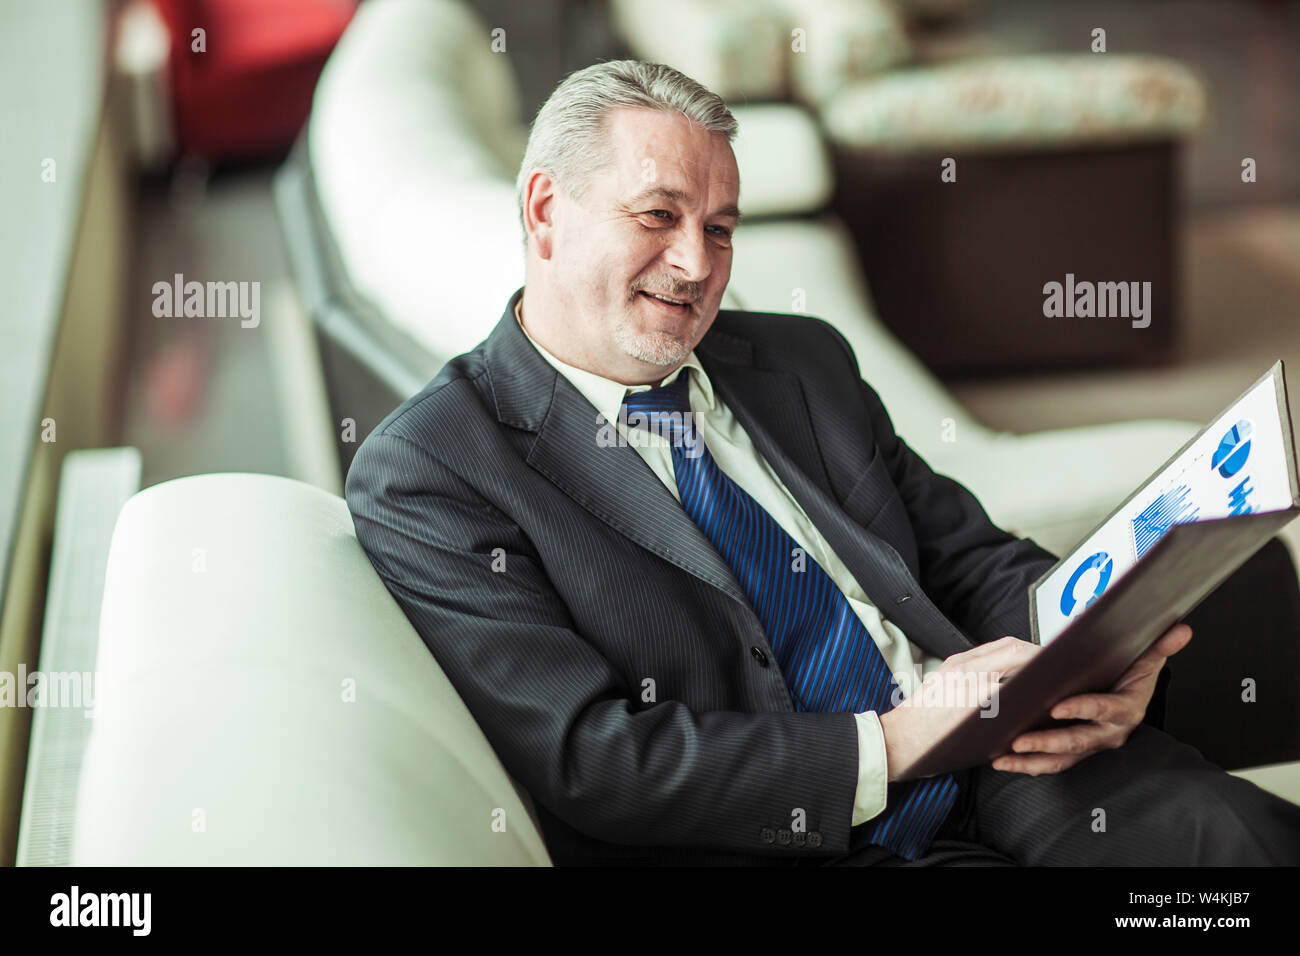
[{"x1": 601, "y1": 107, "x2": 739, "y2": 205}]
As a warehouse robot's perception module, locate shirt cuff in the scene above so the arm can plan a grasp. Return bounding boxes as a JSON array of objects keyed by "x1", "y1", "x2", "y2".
[{"x1": 851, "y1": 710, "x2": 889, "y2": 826}]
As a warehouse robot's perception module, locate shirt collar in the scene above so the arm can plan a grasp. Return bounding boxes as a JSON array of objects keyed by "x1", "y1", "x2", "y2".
[{"x1": 514, "y1": 297, "x2": 716, "y2": 424}]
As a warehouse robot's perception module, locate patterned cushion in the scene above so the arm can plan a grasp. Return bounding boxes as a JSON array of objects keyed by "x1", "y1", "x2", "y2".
[{"x1": 821, "y1": 54, "x2": 1208, "y2": 152}]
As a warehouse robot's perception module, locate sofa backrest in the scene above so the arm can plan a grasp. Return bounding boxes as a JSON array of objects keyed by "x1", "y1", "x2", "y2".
[{"x1": 310, "y1": 0, "x2": 528, "y2": 365}]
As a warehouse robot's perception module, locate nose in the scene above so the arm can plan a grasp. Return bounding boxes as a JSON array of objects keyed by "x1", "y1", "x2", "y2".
[{"x1": 663, "y1": 224, "x2": 713, "y2": 286}]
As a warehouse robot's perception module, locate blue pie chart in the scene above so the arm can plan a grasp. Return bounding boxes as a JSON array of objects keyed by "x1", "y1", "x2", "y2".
[{"x1": 1211, "y1": 420, "x2": 1253, "y2": 478}]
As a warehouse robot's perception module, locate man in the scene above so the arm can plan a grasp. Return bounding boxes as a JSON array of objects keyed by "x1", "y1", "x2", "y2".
[{"x1": 345, "y1": 60, "x2": 1300, "y2": 865}]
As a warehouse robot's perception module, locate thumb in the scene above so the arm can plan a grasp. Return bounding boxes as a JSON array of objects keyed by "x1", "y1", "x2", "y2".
[
  {"x1": 1116, "y1": 625, "x2": 1192, "y2": 692},
  {"x1": 1152, "y1": 623, "x2": 1193, "y2": 659}
]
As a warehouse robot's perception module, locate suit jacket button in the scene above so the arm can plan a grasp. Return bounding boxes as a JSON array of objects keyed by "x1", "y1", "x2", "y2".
[
  {"x1": 896, "y1": 594, "x2": 911, "y2": 603},
  {"x1": 760, "y1": 827, "x2": 776, "y2": 844},
  {"x1": 777, "y1": 829, "x2": 792, "y2": 845},
  {"x1": 809, "y1": 831, "x2": 823, "y2": 848},
  {"x1": 750, "y1": 646, "x2": 769, "y2": 667},
  {"x1": 792, "y1": 831, "x2": 807, "y2": 847}
]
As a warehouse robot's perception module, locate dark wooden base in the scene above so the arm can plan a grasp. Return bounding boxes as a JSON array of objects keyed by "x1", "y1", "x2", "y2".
[{"x1": 831, "y1": 140, "x2": 1183, "y2": 378}]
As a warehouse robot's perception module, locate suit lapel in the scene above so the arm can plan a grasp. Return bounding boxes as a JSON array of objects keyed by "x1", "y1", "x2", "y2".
[
  {"x1": 485, "y1": 292, "x2": 749, "y2": 607},
  {"x1": 527, "y1": 380, "x2": 751, "y2": 605}
]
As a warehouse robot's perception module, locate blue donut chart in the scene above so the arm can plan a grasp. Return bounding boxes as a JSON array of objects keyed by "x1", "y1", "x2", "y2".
[{"x1": 1060, "y1": 552, "x2": 1114, "y2": 617}]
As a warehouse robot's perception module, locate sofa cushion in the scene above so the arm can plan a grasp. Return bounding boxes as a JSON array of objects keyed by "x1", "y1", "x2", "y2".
[
  {"x1": 768, "y1": 0, "x2": 914, "y2": 105},
  {"x1": 729, "y1": 215, "x2": 989, "y2": 444},
  {"x1": 730, "y1": 104, "x2": 834, "y2": 218},
  {"x1": 926, "y1": 420, "x2": 1201, "y2": 556},
  {"x1": 609, "y1": 0, "x2": 787, "y2": 101},
  {"x1": 1231, "y1": 760, "x2": 1300, "y2": 806}
]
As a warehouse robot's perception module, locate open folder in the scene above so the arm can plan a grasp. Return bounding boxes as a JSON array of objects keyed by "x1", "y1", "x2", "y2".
[{"x1": 908, "y1": 361, "x2": 1300, "y2": 778}]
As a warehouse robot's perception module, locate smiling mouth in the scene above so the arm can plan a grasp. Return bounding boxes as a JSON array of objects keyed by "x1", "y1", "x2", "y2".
[{"x1": 637, "y1": 290, "x2": 693, "y2": 311}]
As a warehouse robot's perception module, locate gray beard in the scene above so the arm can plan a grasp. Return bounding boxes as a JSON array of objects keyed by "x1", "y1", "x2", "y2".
[{"x1": 612, "y1": 316, "x2": 692, "y2": 368}]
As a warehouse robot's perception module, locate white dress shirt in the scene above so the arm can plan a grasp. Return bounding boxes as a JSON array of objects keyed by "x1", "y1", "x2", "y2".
[{"x1": 515, "y1": 300, "x2": 945, "y2": 826}]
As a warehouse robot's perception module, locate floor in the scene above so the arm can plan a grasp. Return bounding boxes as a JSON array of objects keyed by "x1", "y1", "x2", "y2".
[{"x1": 119, "y1": 166, "x2": 296, "y2": 490}]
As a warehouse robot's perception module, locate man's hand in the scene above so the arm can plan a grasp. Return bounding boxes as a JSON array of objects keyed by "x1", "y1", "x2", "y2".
[
  {"x1": 991, "y1": 623, "x2": 1193, "y2": 775},
  {"x1": 880, "y1": 636, "x2": 1040, "y2": 782}
]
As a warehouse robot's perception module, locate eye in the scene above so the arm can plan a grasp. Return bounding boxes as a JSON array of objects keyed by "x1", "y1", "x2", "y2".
[
  {"x1": 706, "y1": 225, "x2": 732, "y2": 239},
  {"x1": 646, "y1": 209, "x2": 673, "y2": 221}
]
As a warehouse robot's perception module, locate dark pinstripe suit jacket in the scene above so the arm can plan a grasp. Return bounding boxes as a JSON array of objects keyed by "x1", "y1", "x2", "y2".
[{"x1": 345, "y1": 287, "x2": 1061, "y2": 865}]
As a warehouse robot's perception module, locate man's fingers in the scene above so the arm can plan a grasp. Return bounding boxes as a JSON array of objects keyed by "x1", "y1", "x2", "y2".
[
  {"x1": 991, "y1": 752, "x2": 1088, "y2": 775},
  {"x1": 1010, "y1": 720, "x2": 1126, "y2": 755},
  {"x1": 1050, "y1": 693, "x2": 1131, "y2": 722},
  {"x1": 991, "y1": 626, "x2": 1189, "y2": 775},
  {"x1": 952, "y1": 636, "x2": 1026, "y2": 659},
  {"x1": 947, "y1": 636, "x2": 1038, "y2": 675}
]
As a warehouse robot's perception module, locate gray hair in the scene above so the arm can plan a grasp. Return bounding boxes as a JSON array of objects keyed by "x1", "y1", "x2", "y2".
[{"x1": 515, "y1": 60, "x2": 738, "y2": 243}]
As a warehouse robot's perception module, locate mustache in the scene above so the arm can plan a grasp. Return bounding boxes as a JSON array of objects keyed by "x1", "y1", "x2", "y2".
[{"x1": 630, "y1": 279, "x2": 703, "y2": 304}]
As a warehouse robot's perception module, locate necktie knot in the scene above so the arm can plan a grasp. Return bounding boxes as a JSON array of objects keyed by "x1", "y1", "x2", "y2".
[{"x1": 620, "y1": 374, "x2": 696, "y2": 449}]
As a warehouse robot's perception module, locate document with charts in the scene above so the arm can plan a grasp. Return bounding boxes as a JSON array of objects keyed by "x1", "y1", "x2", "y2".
[{"x1": 1030, "y1": 361, "x2": 1300, "y2": 646}]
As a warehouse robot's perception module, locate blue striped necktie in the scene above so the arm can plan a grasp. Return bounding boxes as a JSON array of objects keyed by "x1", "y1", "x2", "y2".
[{"x1": 621, "y1": 371, "x2": 957, "y2": 860}]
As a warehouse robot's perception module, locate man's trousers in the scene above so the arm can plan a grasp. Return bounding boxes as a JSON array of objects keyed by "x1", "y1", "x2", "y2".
[{"x1": 823, "y1": 724, "x2": 1300, "y2": 865}]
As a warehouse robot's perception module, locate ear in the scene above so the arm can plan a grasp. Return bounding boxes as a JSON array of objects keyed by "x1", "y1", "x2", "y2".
[{"x1": 522, "y1": 169, "x2": 558, "y2": 260}]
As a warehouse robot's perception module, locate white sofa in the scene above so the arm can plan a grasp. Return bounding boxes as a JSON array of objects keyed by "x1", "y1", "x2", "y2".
[
  {"x1": 307, "y1": 0, "x2": 1203, "y2": 558},
  {"x1": 68, "y1": 474, "x2": 1300, "y2": 865}
]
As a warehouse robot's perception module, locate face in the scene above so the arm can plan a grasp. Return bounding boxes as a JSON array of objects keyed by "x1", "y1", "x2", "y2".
[{"x1": 533, "y1": 108, "x2": 740, "y2": 377}]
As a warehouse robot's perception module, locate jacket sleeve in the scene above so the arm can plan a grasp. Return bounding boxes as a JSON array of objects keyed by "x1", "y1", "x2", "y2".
[
  {"x1": 345, "y1": 427, "x2": 861, "y2": 857},
  {"x1": 823, "y1": 322, "x2": 1060, "y2": 646}
]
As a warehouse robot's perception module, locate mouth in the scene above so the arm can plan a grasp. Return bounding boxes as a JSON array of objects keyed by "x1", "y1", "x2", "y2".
[{"x1": 636, "y1": 290, "x2": 694, "y2": 313}]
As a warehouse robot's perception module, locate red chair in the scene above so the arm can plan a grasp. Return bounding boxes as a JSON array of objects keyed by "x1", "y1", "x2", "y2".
[{"x1": 151, "y1": 0, "x2": 357, "y2": 161}]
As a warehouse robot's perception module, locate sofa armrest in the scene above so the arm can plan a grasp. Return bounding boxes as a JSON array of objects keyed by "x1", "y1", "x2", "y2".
[{"x1": 73, "y1": 473, "x2": 552, "y2": 865}]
